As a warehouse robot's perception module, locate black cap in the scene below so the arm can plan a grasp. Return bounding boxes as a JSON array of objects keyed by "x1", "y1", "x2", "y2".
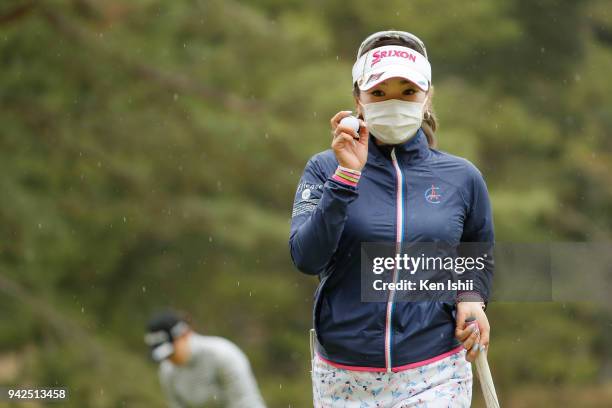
[{"x1": 144, "y1": 310, "x2": 190, "y2": 362}]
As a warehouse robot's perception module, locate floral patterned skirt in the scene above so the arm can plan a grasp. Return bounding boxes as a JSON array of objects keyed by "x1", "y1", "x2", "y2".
[{"x1": 312, "y1": 349, "x2": 472, "y2": 408}]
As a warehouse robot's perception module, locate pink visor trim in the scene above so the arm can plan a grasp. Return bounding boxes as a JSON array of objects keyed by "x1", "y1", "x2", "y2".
[{"x1": 316, "y1": 345, "x2": 464, "y2": 373}]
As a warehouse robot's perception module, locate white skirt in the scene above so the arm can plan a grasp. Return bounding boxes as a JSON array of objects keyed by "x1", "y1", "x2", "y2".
[{"x1": 311, "y1": 349, "x2": 472, "y2": 408}]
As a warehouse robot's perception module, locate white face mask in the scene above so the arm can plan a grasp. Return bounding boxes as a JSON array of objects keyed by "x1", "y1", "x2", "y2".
[{"x1": 361, "y1": 99, "x2": 426, "y2": 145}]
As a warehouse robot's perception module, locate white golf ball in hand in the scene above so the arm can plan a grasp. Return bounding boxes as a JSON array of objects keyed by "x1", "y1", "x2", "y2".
[{"x1": 339, "y1": 116, "x2": 360, "y2": 136}]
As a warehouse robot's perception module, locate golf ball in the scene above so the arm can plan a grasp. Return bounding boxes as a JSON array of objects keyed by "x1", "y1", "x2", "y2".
[{"x1": 339, "y1": 116, "x2": 360, "y2": 134}]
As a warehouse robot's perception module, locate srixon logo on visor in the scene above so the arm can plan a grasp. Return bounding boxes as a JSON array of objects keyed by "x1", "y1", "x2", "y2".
[{"x1": 371, "y1": 49, "x2": 418, "y2": 66}]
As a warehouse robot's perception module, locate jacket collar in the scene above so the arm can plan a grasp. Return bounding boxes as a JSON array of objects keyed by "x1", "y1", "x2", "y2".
[{"x1": 368, "y1": 127, "x2": 431, "y2": 165}]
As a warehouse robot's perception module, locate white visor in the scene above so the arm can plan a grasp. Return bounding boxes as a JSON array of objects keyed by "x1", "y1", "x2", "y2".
[
  {"x1": 151, "y1": 342, "x2": 174, "y2": 362},
  {"x1": 352, "y1": 45, "x2": 431, "y2": 92}
]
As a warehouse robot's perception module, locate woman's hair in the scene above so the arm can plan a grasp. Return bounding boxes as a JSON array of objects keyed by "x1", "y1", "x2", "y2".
[{"x1": 353, "y1": 37, "x2": 438, "y2": 147}]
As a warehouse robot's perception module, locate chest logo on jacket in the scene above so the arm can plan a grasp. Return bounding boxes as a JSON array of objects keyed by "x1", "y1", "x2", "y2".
[{"x1": 425, "y1": 184, "x2": 442, "y2": 204}]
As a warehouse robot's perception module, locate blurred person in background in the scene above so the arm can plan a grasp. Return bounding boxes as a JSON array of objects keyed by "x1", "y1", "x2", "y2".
[
  {"x1": 144, "y1": 310, "x2": 266, "y2": 408},
  {"x1": 289, "y1": 30, "x2": 495, "y2": 407}
]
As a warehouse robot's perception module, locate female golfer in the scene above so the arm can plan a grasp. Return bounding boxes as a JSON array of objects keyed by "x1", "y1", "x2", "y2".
[{"x1": 289, "y1": 31, "x2": 494, "y2": 407}]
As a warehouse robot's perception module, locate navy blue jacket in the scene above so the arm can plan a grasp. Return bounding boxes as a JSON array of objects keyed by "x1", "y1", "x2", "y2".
[{"x1": 289, "y1": 128, "x2": 494, "y2": 371}]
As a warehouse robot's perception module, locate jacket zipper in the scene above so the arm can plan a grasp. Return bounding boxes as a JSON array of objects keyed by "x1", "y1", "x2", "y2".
[{"x1": 385, "y1": 147, "x2": 404, "y2": 373}]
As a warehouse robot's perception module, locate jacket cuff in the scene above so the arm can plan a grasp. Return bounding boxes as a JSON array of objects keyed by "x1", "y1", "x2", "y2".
[
  {"x1": 456, "y1": 291, "x2": 486, "y2": 310},
  {"x1": 331, "y1": 166, "x2": 361, "y2": 187}
]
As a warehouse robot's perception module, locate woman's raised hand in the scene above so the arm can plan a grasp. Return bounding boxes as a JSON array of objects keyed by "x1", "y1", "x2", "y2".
[{"x1": 330, "y1": 111, "x2": 369, "y2": 172}]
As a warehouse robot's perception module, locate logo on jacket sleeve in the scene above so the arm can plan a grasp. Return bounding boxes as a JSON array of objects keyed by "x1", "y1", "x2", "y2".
[
  {"x1": 425, "y1": 184, "x2": 441, "y2": 204},
  {"x1": 292, "y1": 183, "x2": 323, "y2": 218}
]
